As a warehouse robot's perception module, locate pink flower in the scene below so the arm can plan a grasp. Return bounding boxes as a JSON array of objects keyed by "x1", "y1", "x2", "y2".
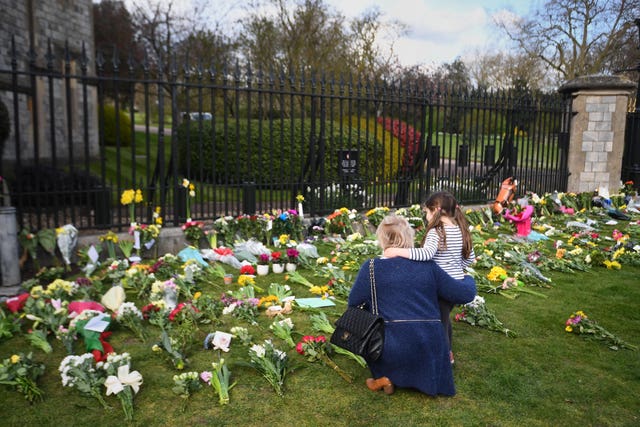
[{"x1": 200, "y1": 371, "x2": 212, "y2": 385}]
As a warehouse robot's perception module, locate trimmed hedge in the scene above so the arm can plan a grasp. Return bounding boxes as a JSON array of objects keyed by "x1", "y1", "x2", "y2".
[
  {"x1": 102, "y1": 104, "x2": 132, "y2": 147},
  {"x1": 177, "y1": 118, "x2": 385, "y2": 185}
]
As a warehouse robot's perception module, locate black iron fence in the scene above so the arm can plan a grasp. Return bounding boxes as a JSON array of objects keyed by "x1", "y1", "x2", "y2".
[{"x1": 0, "y1": 40, "x2": 572, "y2": 231}]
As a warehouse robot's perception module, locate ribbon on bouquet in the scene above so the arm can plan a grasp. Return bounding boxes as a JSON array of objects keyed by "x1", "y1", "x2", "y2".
[{"x1": 104, "y1": 364, "x2": 143, "y2": 396}]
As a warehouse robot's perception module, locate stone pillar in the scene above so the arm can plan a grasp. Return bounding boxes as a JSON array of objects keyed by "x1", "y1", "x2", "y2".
[
  {"x1": 559, "y1": 75, "x2": 636, "y2": 194},
  {"x1": 0, "y1": 206, "x2": 21, "y2": 292}
]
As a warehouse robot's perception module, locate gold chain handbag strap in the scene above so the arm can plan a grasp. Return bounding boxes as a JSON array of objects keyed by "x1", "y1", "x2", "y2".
[{"x1": 369, "y1": 259, "x2": 379, "y2": 315}]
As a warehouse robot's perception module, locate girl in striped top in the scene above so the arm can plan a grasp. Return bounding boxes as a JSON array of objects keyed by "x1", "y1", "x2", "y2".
[{"x1": 384, "y1": 191, "x2": 475, "y2": 363}]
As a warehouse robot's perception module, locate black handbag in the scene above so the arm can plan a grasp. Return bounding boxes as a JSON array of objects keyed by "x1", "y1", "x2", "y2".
[{"x1": 330, "y1": 259, "x2": 384, "y2": 362}]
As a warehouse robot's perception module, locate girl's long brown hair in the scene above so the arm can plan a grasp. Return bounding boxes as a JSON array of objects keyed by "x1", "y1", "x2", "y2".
[{"x1": 421, "y1": 191, "x2": 473, "y2": 259}]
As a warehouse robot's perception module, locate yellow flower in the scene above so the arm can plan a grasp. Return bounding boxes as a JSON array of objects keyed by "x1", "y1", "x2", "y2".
[
  {"x1": 134, "y1": 189, "x2": 143, "y2": 203},
  {"x1": 30, "y1": 285, "x2": 44, "y2": 298},
  {"x1": 612, "y1": 248, "x2": 625, "y2": 260},
  {"x1": 604, "y1": 260, "x2": 621, "y2": 270},
  {"x1": 152, "y1": 344, "x2": 161, "y2": 352},
  {"x1": 10, "y1": 354, "x2": 20, "y2": 364},
  {"x1": 296, "y1": 194, "x2": 305, "y2": 202},
  {"x1": 487, "y1": 266, "x2": 507, "y2": 281},
  {"x1": 316, "y1": 257, "x2": 328, "y2": 265},
  {"x1": 193, "y1": 291, "x2": 202, "y2": 300},
  {"x1": 278, "y1": 234, "x2": 289, "y2": 245},
  {"x1": 237, "y1": 274, "x2": 255, "y2": 287},
  {"x1": 120, "y1": 189, "x2": 135, "y2": 205},
  {"x1": 565, "y1": 325, "x2": 573, "y2": 332}
]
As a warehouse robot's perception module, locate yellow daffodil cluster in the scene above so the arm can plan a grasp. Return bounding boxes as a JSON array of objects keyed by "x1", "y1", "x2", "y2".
[
  {"x1": 603, "y1": 260, "x2": 622, "y2": 270},
  {"x1": 309, "y1": 285, "x2": 333, "y2": 298},
  {"x1": 487, "y1": 266, "x2": 507, "y2": 282},
  {"x1": 120, "y1": 189, "x2": 143, "y2": 205},
  {"x1": 153, "y1": 206, "x2": 163, "y2": 225},
  {"x1": 99, "y1": 230, "x2": 119, "y2": 243},
  {"x1": 237, "y1": 274, "x2": 255, "y2": 287},
  {"x1": 258, "y1": 294, "x2": 279, "y2": 308}
]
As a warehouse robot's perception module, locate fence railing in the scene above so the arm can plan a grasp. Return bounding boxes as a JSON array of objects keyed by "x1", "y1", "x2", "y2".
[{"x1": 0, "y1": 40, "x2": 573, "y2": 231}]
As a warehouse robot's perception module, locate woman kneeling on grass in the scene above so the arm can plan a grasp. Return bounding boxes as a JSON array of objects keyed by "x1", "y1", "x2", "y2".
[{"x1": 347, "y1": 214, "x2": 476, "y2": 396}]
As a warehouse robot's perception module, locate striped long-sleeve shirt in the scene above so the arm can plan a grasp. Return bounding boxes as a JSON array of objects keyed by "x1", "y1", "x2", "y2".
[{"x1": 408, "y1": 226, "x2": 475, "y2": 280}]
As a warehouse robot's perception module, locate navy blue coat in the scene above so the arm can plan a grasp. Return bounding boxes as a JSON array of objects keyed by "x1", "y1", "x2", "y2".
[{"x1": 347, "y1": 257, "x2": 476, "y2": 396}]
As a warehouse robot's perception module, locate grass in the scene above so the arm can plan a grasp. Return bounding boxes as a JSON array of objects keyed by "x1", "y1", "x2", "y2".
[{"x1": 1, "y1": 257, "x2": 639, "y2": 426}]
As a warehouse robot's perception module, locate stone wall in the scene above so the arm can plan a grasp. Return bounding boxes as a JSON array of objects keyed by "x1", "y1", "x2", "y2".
[
  {"x1": 0, "y1": 0, "x2": 98, "y2": 166},
  {"x1": 559, "y1": 75, "x2": 636, "y2": 194}
]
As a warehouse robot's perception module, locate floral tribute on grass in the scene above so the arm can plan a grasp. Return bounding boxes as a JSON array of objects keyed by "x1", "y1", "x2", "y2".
[
  {"x1": 245, "y1": 340, "x2": 290, "y2": 397},
  {"x1": 172, "y1": 371, "x2": 202, "y2": 411},
  {"x1": 59, "y1": 353, "x2": 109, "y2": 409},
  {"x1": 100, "y1": 352, "x2": 143, "y2": 421},
  {"x1": 296, "y1": 335, "x2": 352, "y2": 383},
  {"x1": 2, "y1": 187, "x2": 640, "y2": 416},
  {"x1": 0, "y1": 352, "x2": 45, "y2": 403},
  {"x1": 565, "y1": 310, "x2": 637, "y2": 351},
  {"x1": 455, "y1": 295, "x2": 516, "y2": 337}
]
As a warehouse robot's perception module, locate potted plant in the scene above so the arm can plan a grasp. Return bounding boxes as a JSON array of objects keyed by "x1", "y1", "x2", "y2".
[
  {"x1": 271, "y1": 251, "x2": 284, "y2": 273},
  {"x1": 257, "y1": 253, "x2": 270, "y2": 276},
  {"x1": 285, "y1": 248, "x2": 299, "y2": 272}
]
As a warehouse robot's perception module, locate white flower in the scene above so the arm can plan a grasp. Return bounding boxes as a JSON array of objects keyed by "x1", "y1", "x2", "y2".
[
  {"x1": 104, "y1": 364, "x2": 143, "y2": 395},
  {"x1": 279, "y1": 318, "x2": 293, "y2": 328},
  {"x1": 211, "y1": 331, "x2": 233, "y2": 352},
  {"x1": 222, "y1": 303, "x2": 237, "y2": 315},
  {"x1": 250, "y1": 344, "x2": 265, "y2": 358},
  {"x1": 465, "y1": 295, "x2": 485, "y2": 309}
]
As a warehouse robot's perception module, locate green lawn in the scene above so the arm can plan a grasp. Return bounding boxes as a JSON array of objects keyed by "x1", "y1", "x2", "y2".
[{"x1": 1, "y1": 258, "x2": 638, "y2": 426}]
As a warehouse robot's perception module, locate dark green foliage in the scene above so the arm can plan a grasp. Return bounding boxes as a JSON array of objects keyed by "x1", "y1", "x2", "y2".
[
  {"x1": 176, "y1": 118, "x2": 383, "y2": 185},
  {"x1": 102, "y1": 104, "x2": 132, "y2": 147},
  {"x1": 459, "y1": 109, "x2": 507, "y2": 142}
]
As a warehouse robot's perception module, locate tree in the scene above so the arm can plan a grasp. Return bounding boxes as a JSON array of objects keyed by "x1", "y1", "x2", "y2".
[
  {"x1": 93, "y1": 0, "x2": 142, "y2": 104},
  {"x1": 238, "y1": 0, "x2": 402, "y2": 80},
  {"x1": 494, "y1": 0, "x2": 640, "y2": 83},
  {"x1": 466, "y1": 50, "x2": 555, "y2": 91}
]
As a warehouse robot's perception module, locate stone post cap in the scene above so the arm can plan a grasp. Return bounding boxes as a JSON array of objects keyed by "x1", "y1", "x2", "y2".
[{"x1": 558, "y1": 74, "x2": 636, "y2": 94}]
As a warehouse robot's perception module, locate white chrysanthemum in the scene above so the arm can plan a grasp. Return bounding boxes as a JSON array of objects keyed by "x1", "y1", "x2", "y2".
[{"x1": 250, "y1": 344, "x2": 266, "y2": 358}]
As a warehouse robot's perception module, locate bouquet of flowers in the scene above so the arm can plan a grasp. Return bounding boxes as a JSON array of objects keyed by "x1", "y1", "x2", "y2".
[
  {"x1": 99, "y1": 230, "x2": 119, "y2": 259},
  {"x1": 455, "y1": 295, "x2": 516, "y2": 337},
  {"x1": 115, "y1": 302, "x2": 147, "y2": 342},
  {"x1": 59, "y1": 352, "x2": 109, "y2": 409},
  {"x1": 172, "y1": 371, "x2": 202, "y2": 411},
  {"x1": 202, "y1": 353, "x2": 236, "y2": 405},
  {"x1": 246, "y1": 340, "x2": 290, "y2": 396},
  {"x1": 182, "y1": 220, "x2": 205, "y2": 246},
  {"x1": 295, "y1": 335, "x2": 352, "y2": 383},
  {"x1": 0, "y1": 352, "x2": 46, "y2": 403},
  {"x1": 120, "y1": 188, "x2": 143, "y2": 225},
  {"x1": 99, "y1": 352, "x2": 143, "y2": 421},
  {"x1": 269, "y1": 317, "x2": 295, "y2": 348},
  {"x1": 565, "y1": 310, "x2": 637, "y2": 351}
]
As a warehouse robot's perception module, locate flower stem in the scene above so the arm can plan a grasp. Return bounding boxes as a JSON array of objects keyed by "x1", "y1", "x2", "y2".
[{"x1": 320, "y1": 354, "x2": 352, "y2": 383}]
